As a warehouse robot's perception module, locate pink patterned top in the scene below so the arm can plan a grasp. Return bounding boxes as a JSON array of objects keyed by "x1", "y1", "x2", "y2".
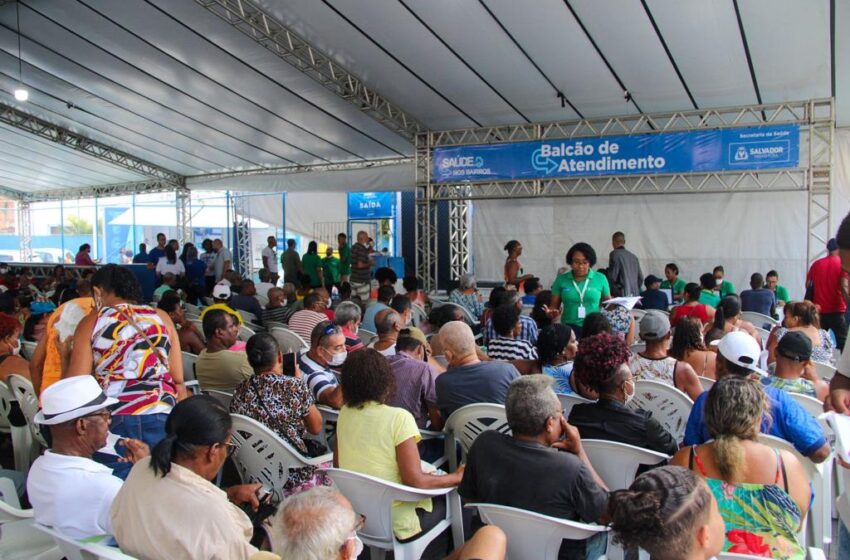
[{"x1": 91, "y1": 304, "x2": 177, "y2": 416}]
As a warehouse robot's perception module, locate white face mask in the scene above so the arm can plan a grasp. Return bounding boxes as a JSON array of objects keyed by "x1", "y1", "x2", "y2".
[
  {"x1": 715, "y1": 278, "x2": 723, "y2": 286},
  {"x1": 623, "y1": 379, "x2": 636, "y2": 406},
  {"x1": 346, "y1": 534, "x2": 364, "y2": 558},
  {"x1": 327, "y1": 299, "x2": 333, "y2": 308},
  {"x1": 9, "y1": 339, "x2": 20, "y2": 356},
  {"x1": 326, "y1": 348, "x2": 347, "y2": 367}
]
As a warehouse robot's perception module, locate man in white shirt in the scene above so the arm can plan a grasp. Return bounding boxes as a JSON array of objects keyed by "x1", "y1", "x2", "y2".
[
  {"x1": 212, "y1": 238, "x2": 232, "y2": 282},
  {"x1": 255, "y1": 268, "x2": 276, "y2": 300},
  {"x1": 27, "y1": 376, "x2": 148, "y2": 539},
  {"x1": 261, "y1": 236, "x2": 279, "y2": 286}
]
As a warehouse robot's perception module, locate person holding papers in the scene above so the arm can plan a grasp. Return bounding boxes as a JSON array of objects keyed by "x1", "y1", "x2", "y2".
[{"x1": 549, "y1": 242, "x2": 611, "y2": 338}]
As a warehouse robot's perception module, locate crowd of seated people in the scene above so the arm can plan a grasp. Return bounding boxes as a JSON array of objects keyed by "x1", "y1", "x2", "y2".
[{"x1": 8, "y1": 224, "x2": 850, "y2": 560}]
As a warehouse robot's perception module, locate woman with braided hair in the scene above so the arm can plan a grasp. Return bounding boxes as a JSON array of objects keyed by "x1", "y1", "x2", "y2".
[
  {"x1": 672, "y1": 377, "x2": 810, "y2": 558},
  {"x1": 568, "y1": 332, "x2": 678, "y2": 456},
  {"x1": 669, "y1": 316, "x2": 717, "y2": 379},
  {"x1": 607, "y1": 465, "x2": 725, "y2": 560}
]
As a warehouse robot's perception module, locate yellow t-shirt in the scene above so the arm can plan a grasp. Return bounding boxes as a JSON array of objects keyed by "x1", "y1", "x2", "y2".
[{"x1": 337, "y1": 402, "x2": 429, "y2": 540}]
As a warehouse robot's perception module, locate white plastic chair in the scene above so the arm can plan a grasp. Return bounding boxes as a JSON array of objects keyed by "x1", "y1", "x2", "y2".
[
  {"x1": 579, "y1": 439, "x2": 670, "y2": 490},
  {"x1": 758, "y1": 434, "x2": 828, "y2": 547},
  {"x1": 201, "y1": 390, "x2": 233, "y2": 410},
  {"x1": 321, "y1": 468, "x2": 462, "y2": 560},
  {"x1": 0, "y1": 479, "x2": 61, "y2": 560},
  {"x1": 255, "y1": 293, "x2": 269, "y2": 308},
  {"x1": 7, "y1": 374, "x2": 48, "y2": 448},
  {"x1": 184, "y1": 302, "x2": 201, "y2": 315},
  {"x1": 180, "y1": 351, "x2": 200, "y2": 395},
  {"x1": 20, "y1": 341, "x2": 37, "y2": 361},
  {"x1": 468, "y1": 503, "x2": 609, "y2": 560},
  {"x1": 269, "y1": 327, "x2": 309, "y2": 354},
  {"x1": 629, "y1": 343, "x2": 646, "y2": 354},
  {"x1": 264, "y1": 321, "x2": 287, "y2": 331},
  {"x1": 357, "y1": 328, "x2": 377, "y2": 345},
  {"x1": 740, "y1": 311, "x2": 780, "y2": 329},
  {"x1": 0, "y1": 382, "x2": 35, "y2": 471},
  {"x1": 410, "y1": 304, "x2": 427, "y2": 327},
  {"x1": 433, "y1": 301, "x2": 477, "y2": 326},
  {"x1": 432, "y1": 355, "x2": 449, "y2": 368},
  {"x1": 697, "y1": 376, "x2": 715, "y2": 393},
  {"x1": 236, "y1": 325, "x2": 255, "y2": 342},
  {"x1": 304, "y1": 405, "x2": 339, "y2": 450},
  {"x1": 33, "y1": 524, "x2": 135, "y2": 560},
  {"x1": 813, "y1": 361, "x2": 836, "y2": 381},
  {"x1": 236, "y1": 309, "x2": 258, "y2": 324},
  {"x1": 787, "y1": 392, "x2": 824, "y2": 419},
  {"x1": 443, "y1": 403, "x2": 510, "y2": 472},
  {"x1": 557, "y1": 393, "x2": 593, "y2": 418},
  {"x1": 753, "y1": 326, "x2": 771, "y2": 344},
  {"x1": 229, "y1": 414, "x2": 331, "y2": 502},
  {"x1": 630, "y1": 309, "x2": 646, "y2": 321},
  {"x1": 627, "y1": 380, "x2": 693, "y2": 442}
]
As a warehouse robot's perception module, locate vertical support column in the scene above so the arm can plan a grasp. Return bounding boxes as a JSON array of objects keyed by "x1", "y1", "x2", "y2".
[
  {"x1": 448, "y1": 186, "x2": 471, "y2": 281},
  {"x1": 18, "y1": 199, "x2": 32, "y2": 263},
  {"x1": 415, "y1": 132, "x2": 437, "y2": 292},
  {"x1": 232, "y1": 194, "x2": 253, "y2": 277},
  {"x1": 806, "y1": 98, "x2": 834, "y2": 264},
  {"x1": 175, "y1": 187, "x2": 192, "y2": 246}
]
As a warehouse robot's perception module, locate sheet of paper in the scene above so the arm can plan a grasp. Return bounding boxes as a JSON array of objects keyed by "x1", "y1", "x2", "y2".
[
  {"x1": 97, "y1": 432, "x2": 122, "y2": 457},
  {"x1": 604, "y1": 296, "x2": 642, "y2": 310}
]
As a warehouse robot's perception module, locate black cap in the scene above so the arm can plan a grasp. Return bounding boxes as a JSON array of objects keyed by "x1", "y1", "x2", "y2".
[
  {"x1": 644, "y1": 274, "x2": 662, "y2": 288},
  {"x1": 827, "y1": 238, "x2": 839, "y2": 252},
  {"x1": 776, "y1": 331, "x2": 813, "y2": 362}
]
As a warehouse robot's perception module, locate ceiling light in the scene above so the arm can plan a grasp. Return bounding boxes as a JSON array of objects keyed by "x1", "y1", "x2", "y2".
[{"x1": 13, "y1": 88, "x2": 28, "y2": 102}]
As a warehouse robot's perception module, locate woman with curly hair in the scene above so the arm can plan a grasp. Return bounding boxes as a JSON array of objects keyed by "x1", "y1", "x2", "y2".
[
  {"x1": 568, "y1": 332, "x2": 678, "y2": 456},
  {"x1": 607, "y1": 466, "x2": 725, "y2": 560},
  {"x1": 669, "y1": 317, "x2": 717, "y2": 379},
  {"x1": 534, "y1": 323, "x2": 578, "y2": 394},
  {"x1": 672, "y1": 377, "x2": 810, "y2": 558},
  {"x1": 766, "y1": 300, "x2": 835, "y2": 366},
  {"x1": 334, "y1": 349, "x2": 463, "y2": 544}
]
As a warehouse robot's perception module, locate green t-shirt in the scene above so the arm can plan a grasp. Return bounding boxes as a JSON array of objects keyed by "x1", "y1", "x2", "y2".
[
  {"x1": 699, "y1": 290, "x2": 721, "y2": 308},
  {"x1": 774, "y1": 284, "x2": 790, "y2": 304},
  {"x1": 551, "y1": 269, "x2": 610, "y2": 327},
  {"x1": 301, "y1": 253, "x2": 323, "y2": 287},
  {"x1": 719, "y1": 279, "x2": 735, "y2": 297},
  {"x1": 323, "y1": 256, "x2": 341, "y2": 286},
  {"x1": 339, "y1": 244, "x2": 352, "y2": 275},
  {"x1": 660, "y1": 278, "x2": 687, "y2": 299},
  {"x1": 153, "y1": 284, "x2": 174, "y2": 300}
]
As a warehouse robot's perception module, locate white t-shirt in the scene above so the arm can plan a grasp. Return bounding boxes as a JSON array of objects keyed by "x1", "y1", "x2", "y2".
[
  {"x1": 155, "y1": 257, "x2": 185, "y2": 277},
  {"x1": 27, "y1": 450, "x2": 123, "y2": 539},
  {"x1": 255, "y1": 282, "x2": 275, "y2": 300},
  {"x1": 214, "y1": 248, "x2": 233, "y2": 281},
  {"x1": 261, "y1": 246, "x2": 278, "y2": 273}
]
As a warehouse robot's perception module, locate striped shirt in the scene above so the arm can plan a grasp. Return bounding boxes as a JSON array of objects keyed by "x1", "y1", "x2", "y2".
[
  {"x1": 486, "y1": 337, "x2": 538, "y2": 361},
  {"x1": 298, "y1": 354, "x2": 338, "y2": 401},
  {"x1": 262, "y1": 304, "x2": 297, "y2": 325},
  {"x1": 485, "y1": 315, "x2": 538, "y2": 346},
  {"x1": 350, "y1": 243, "x2": 371, "y2": 284},
  {"x1": 287, "y1": 309, "x2": 327, "y2": 343}
]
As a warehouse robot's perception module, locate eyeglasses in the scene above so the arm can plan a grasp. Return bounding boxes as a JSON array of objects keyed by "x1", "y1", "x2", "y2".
[
  {"x1": 221, "y1": 440, "x2": 238, "y2": 456},
  {"x1": 81, "y1": 409, "x2": 112, "y2": 423},
  {"x1": 340, "y1": 513, "x2": 367, "y2": 551}
]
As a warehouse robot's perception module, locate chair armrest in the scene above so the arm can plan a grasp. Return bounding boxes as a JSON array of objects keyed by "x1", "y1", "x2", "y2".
[
  {"x1": 303, "y1": 452, "x2": 334, "y2": 466},
  {"x1": 808, "y1": 547, "x2": 826, "y2": 560},
  {"x1": 320, "y1": 468, "x2": 458, "y2": 501},
  {"x1": 420, "y1": 429, "x2": 443, "y2": 440}
]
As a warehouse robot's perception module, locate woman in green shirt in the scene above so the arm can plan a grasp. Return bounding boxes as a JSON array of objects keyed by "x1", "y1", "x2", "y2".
[
  {"x1": 301, "y1": 241, "x2": 324, "y2": 289},
  {"x1": 661, "y1": 262, "x2": 687, "y2": 303},
  {"x1": 713, "y1": 265, "x2": 735, "y2": 297},
  {"x1": 549, "y1": 242, "x2": 611, "y2": 337},
  {"x1": 338, "y1": 233, "x2": 352, "y2": 283}
]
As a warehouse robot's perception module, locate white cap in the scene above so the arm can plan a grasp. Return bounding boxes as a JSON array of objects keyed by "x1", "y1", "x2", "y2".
[
  {"x1": 35, "y1": 376, "x2": 118, "y2": 425},
  {"x1": 213, "y1": 283, "x2": 231, "y2": 299},
  {"x1": 717, "y1": 331, "x2": 767, "y2": 377}
]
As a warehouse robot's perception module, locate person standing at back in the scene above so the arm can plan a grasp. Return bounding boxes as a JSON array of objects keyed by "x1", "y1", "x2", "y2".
[
  {"x1": 261, "y1": 236, "x2": 279, "y2": 286},
  {"x1": 349, "y1": 231, "x2": 373, "y2": 303},
  {"x1": 211, "y1": 239, "x2": 232, "y2": 283},
  {"x1": 322, "y1": 247, "x2": 341, "y2": 289},
  {"x1": 199, "y1": 239, "x2": 217, "y2": 296},
  {"x1": 147, "y1": 233, "x2": 168, "y2": 266},
  {"x1": 281, "y1": 239, "x2": 304, "y2": 290},
  {"x1": 739, "y1": 273, "x2": 776, "y2": 318},
  {"x1": 608, "y1": 232, "x2": 643, "y2": 297},
  {"x1": 806, "y1": 237, "x2": 850, "y2": 350},
  {"x1": 132, "y1": 243, "x2": 148, "y2": 264},
  {"x1": 338, "y1": 233, "x2": 352, "y2": 284}
]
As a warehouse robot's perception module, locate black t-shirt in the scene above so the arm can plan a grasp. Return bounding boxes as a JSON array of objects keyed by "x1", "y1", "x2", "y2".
[
  {"x1": 458, "y1": 431, "x2": 608, "y2": 559},
  {"x1": 568, "y1": 399, "x2": 678, "y2": 457}
]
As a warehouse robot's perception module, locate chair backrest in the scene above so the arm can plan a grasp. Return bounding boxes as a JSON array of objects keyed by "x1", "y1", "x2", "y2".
[
  {"x1": 433, "y1": 355, "x2": 449, "y2": 368},
  {"x1": 255, "y1": 294, "x2": 269, "y2": 307},
  {"x1": 439, "y1": 302, "x2": 477, "y2": 326},
  {"x1": 740, "y1": 311, "x2": 779, "y2": 329},
  {"x1": 0, "y1": 476, "x2": 22, "y2": 510},
  {"x1": 813, "y1": 361, "x2": 836, "y2": 381},
  {"x1": 630, "y1": 309, "x2": 646, "y2": 321},
  {"x1": 357, "y1": 329, "x2": 377, "y2": 345},
  {"x1": 34, "y1": 523, "x2": 138, "y2": 560},
  {"x1": 556, "y1": 393, "x2": 594, "y2": 418},
  {"x1": 264, "y1": 321, "x2": 288, "y2": 331},
  {"x1": 443, "y1": 403, "x2": 510, "y2": 470},
  {"x1": 201, "y1": 390, "x2": 233, "y2": 409},
  {"x1": 0, "y1": 379, "x2": 15, "y2": 433},
  {"x1": 20, "y1": 340, "x2": 37, "y2": 361},
  {"x1": 753, "y1": 326, "x2": 771, "y2": 343},
  {"x1": 237, "y1": 309, "x2": 258, "y2": 323},
  {"x1": 698, "y1": 376, "x2": 715, "y2": 392},
  {"x1": 469, "y1": 503, "x2": 608, "y2": 560},
  {"x1": 321, "y1": 468, "x2": 450, "y2": 548},
  {"x1": 7, "y1": 374, "x2": 48, "y2": 448},
  {"x1": 184, "y1": 302, "x2": 201, "y2": 315},
  {"x1": 269, "y1": 327, "x2": 309, "y2": 354},
  {"x1": 627, "y1": 379, "x2": 693, "y2": 442},
  {"x1": 629, "y1": 343, "x2": 646, "y2": 354},
  {"x1": 580, "y1": 439, "x2": 670, "y2": 490},
  {"x1": 236, "y1": 325, "x2": 255, "y2": 342},
  {"x1": 410, "y1": 304, "x2": 427, "y2": 327},
  {"x1": 229, "y1": 414, "x2": 329, "y2": 503},
  {"x1": 788, "y1": 392, "x2": 825, "y2": 419},
  {"x1": 180, "y1": 351, "x2": 197, "y2": 382}
]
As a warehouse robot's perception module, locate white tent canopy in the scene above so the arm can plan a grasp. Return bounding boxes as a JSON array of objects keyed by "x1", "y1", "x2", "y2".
[{"x1": 108, "y1": 205, "x2": 270, "y2": 229}]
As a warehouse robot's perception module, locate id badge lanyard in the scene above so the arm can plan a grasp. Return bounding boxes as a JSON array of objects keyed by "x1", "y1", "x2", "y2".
[{"x1": 572, "y1": 277, "x2": 589, "y2": 319}]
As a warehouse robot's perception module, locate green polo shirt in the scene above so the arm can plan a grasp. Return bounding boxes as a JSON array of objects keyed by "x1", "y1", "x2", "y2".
[
  {"x1": 699, "y1": 290, "x2": 721, "y2": 308},
  {"x1": 551, "y1": 269, "x2": 610, "y2": 327},
  {"x1": 719, "y1": 279, "x2": 735, "y2": 297},
  {"x1": 301, "y1": 253, "x2": 323, "y2": 287},
  {"x1": 323, "y1": 256, "x2": 341, "y2": 286},
  {"x1": 773, "y1": 284, "x2": 790, "y2": 305},
  {"x1": 660, "y1": 278, "x2": 686, "y2": 298},
  {"x1": 339, "y1": 244, "x2": 351, "y2": 275}
]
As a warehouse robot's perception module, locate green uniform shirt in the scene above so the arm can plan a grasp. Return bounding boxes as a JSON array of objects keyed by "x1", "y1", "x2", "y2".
[
  {"x1": 773, "y1": 284, "x2": 790, "y2": 305},
  {"x1": 719, "y1": 279, "x2": 735, "y2": 297},
  {"x1": 339, "y1": 244, "x2": 352, "y2": 275},
  {"x1": 323, "y1": 256, "x2": 341, "y2": 286},
  {"x1": 551, "y1": 269, "x2": 611, "y2": 327},
  {"x1": 660, "y1": 278, "x2": 687, "y2": 300},
  {"x1": 301, "y1": 253, "x2": 323, "y2": 288},
  {"x1": 699, "y1": 290, "x2": 721, "y2": 308}
]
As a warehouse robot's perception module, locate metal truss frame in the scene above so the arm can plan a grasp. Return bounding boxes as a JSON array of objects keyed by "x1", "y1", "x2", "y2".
[
  {"x1": 14, "y1": 179, "x2": 180, "y2": 202},
  {"x1": 176, "y1": 188, "x2": 192, "y2": 246},
  {"x1": 416, "y1": 99, "x2": 834, "y2": 290},
  {"x1": 17, "y1": 199, "x2": 31, "y2": 263},
  {"x1": 0, "y1": 102, "x2": 184, "y2": 185},
  {"x1": 187, "y1": 156, "x2": 412, "y2": 183},
  {"x1": 230, "y1": 193, "x2": 253, "y2": 277},
  {"x1": 194, "y1": 0, "x2": 425, "y2": 141}
]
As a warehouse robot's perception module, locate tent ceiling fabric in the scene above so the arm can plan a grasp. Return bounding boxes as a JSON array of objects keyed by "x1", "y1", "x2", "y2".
[{"x1": 0, "y1": 0, "x2": 844, "y2": 195}]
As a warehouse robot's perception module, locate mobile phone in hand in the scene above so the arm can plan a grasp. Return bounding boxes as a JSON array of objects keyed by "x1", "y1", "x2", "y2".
[{"x1": 282, "y1": 352, "x2": 297, "y2": 376}]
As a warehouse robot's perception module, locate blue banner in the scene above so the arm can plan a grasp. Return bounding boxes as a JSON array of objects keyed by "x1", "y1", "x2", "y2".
[
  {"x1": 104, "y1": 207, "x2": 131, "y2": 264},
  {"x1": 348, "y1": 192, "x2": 396, "y2": 219},
  {"x1": 432, "y1": 124, "x2": 800, "y2": 183}
]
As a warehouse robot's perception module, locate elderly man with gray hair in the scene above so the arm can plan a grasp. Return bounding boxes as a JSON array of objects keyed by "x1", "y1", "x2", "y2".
[
  {"x1": 435, "y1": 321, "x2": 519, "y2": 418},
  {"x1": 272, "y1": 486, "x2": 507, "y2": 560},
  {"x1": 334, "y1": 300, "x2": 365, "y2": 353},
  {"x1": 369, "y1": 308, "x2": 401, "y2": 357},
  {"x1": 449, "y1": 273, "x2": 485, "y2": 320},
  {"x1": 459, "y1": 375, "x2": 609, "y2": 560}
]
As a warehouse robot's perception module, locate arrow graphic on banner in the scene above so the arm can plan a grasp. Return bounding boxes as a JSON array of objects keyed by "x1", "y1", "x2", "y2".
[{"x1": 532, "y1": 148, "x2": 558, "y2": 174}]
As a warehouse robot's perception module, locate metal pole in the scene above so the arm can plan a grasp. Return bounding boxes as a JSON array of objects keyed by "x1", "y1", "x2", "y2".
[
  {"x1": 176, "y1": 187, "x2": 192, "y2": 246},
  {"x1": 18, "y1": 199, "x2": 32, "y2": 262}
]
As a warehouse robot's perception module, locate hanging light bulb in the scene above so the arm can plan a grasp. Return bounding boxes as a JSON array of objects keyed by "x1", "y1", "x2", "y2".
[{"x1": 14, "y1": 1, "x2": 28, "y2": 103}]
